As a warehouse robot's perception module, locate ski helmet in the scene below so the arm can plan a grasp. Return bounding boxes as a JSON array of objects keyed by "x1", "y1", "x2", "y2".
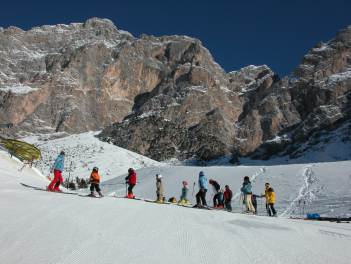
[
  {"x1": 199, "y1": 171, "x2": 204, "y2": 176},
  {"x1": 93, "y1": 167, "x2": 98, "y2": 172},
  {"x1": 60, "y1": 150, "x2": 65, "y2": 155},
  {"x1": 182, "y1": 181, "x2": 188, "y2": 186},
  {"x1": 156, "y1": 174, "x2": 162, "y2": 179},
  {"x1": 128, "y1": 168, "x2": 134, "y2": 173}
]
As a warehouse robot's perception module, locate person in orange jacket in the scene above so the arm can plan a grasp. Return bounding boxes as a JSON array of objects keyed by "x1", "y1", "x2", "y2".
[{"x1": 89, "y1": 167, "x2": 103, "y2": 197}]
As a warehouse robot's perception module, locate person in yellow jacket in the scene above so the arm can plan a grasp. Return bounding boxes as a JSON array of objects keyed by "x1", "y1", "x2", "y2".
[
  {"x1": 263, "y1": 183, "x2": 277, "y2": 217},
  {"x1": 89, "y1": 167, "x2": 103, "y2": 197}
]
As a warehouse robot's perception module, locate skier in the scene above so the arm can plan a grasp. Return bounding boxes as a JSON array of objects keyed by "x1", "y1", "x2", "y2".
[
  {"x1": 263, "y1": 183, "x2": 277, "y2": 216},
  {"x1": 47, "y1": 151, "x2": 65, "y2": 192},
  {"x1": 155, "y1": 174, "x2": 164, "y2": 202},
  {"x1": 217, "y1": 189, "x2": 225, "y2": 209},
  {"x1": 209, "y1": 179, "x2": 224, "y2": 208},
  {"x1": 125, "y1": 168, "x2": 137, "y2": 198},
  {"x1": 224, "y1": 185, "x2": 233, "y2": 211},
  {"x1": 195, "y1": 171, "x2": 208, "y2": 207},
  {"x1": 89, "y1": 167, "x2": 103, "y2": 197},
  {"x1": 179, "y1": 181, "x2": 190, "y2": 205},
  {"x1": 240, "y1": 176, "x2": 255, "y2": 213},
  {"x1": 252, "y1": 194, "x2": 258, "y2": 214}
]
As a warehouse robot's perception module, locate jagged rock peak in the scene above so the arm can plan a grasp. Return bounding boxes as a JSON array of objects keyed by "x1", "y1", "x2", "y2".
[{"x1": 83, "y1": 17, "x2": 117, "y2": 30}]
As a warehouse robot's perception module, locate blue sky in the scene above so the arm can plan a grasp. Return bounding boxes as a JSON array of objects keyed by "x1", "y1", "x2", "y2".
[{"x1": 1, "y1": 0, "x2": 350, "y2": 76}]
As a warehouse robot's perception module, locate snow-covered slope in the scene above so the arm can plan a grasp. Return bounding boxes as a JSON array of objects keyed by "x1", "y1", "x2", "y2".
[
  {"x1": 23, "y1": 131, "x2": 162, "y2": 181},
  {"x1": 103, "y1": 161, "x2": 351, "y2": 218},
  {"x1": 1, "y1": 151, "x2": 351, "y2": 264}
]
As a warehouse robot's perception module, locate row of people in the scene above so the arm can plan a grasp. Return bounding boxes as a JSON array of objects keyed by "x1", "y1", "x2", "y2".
[
  {"x1": 47, "y1": 152, "x2": 276, "y2": 215},
  {"x1": 149, "y1": 171, "x2": 276, "y2": 215}
]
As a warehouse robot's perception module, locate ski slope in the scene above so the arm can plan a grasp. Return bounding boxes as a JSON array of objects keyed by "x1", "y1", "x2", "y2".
[
  {"x1": 104, "y1": 162, "x2": 351, "y2": 218},
  {"x1": 1, "y1": 151, "x2": 351, "y2": 264},
  {"x1": 23, "y1": 131, "x2": 162, "y2": 181}
]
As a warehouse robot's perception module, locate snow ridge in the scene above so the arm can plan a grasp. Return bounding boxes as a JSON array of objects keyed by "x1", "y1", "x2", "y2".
[{"x1": 281, "y1": 166, "x2": 322, "y2": 217}]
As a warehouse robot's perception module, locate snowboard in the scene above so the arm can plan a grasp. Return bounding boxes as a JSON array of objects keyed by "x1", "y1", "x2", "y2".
[{"x1": 20, "y1": 183, "x2": 78, "y2": 195}]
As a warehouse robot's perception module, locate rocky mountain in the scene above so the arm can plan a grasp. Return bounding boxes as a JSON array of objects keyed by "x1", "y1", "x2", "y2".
[
  {"x1": 0, "y1": 18, "x2": 137, "y2": 135},
  {"x1": 1, "y1": 18, "x2": 350, "y2": 162}
]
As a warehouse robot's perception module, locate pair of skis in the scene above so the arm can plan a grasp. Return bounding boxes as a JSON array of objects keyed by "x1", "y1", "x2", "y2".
[
  {"x1": 20, "y1": 183, "x2": 78, "y2": 195},
  {"x1": 20, "y1": 183, "x2": 102, "y2": 198}
]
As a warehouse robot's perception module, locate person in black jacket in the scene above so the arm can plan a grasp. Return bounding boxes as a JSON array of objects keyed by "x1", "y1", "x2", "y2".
[{"x1": 209, "y1": 179, "x2": 224, "y2": 208}]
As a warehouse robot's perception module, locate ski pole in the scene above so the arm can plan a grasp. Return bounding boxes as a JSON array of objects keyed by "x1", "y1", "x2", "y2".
[
  {"x1": 103, "y1": 182, "x2": 139, "y2": 186},
  {"x1": 67, "y1": 161, "x2": 73, "y2": 189},
  {"x1": 192, "y1": 182, "x2": 195, "y2": 197}
]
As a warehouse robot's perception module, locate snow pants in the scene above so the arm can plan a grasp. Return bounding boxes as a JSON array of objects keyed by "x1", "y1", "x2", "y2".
[
  {"x1": 127, "y1": 184, "x2": 135, "y2": 198},
  {"x1": 225, "y1": 200, "x2": 232, "y2": 211},
  {"x1": 196, "y1": 188, "x2": 207, "y2": 206},
  {"x1": 156, "y1": 192, "x2": 164, "y2": 202},
  {"x1": 252, "y1": 198, "x2": 257, "y2": 214},
  {"x1": 47, "y1": 170, "x2": 63, "y2": 191},
  {"x1": 266, "y1": 203, "x2": 276, "y2": 216},
  {"x1": 90, "y1": 183, "x2": 101, "y2": 193},
  {"x1": 244, "y1": 194, "x2": 256, "y2": 213},
  {"x1": 213, "y1": 193, "x2": 224, "y2": 207}
]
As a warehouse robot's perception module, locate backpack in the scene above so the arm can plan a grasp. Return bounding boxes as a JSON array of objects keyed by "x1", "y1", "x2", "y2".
[{"x1": 168, "y1": 197, "x2": 177, "y2": 203}]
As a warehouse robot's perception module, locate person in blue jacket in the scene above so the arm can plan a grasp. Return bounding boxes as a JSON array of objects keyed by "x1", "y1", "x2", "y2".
[
  {"x1": 240, "y1": 176, "x2": 255, "y2": 213},
  {"x1": 195, "y1": 171, "x2": 208, "y2": 207},
  {"x1": 47, "y1": 151, "x2": 65, "y2": 192}
]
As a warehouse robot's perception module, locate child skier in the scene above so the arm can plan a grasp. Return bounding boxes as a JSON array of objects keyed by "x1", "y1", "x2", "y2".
[
  {"x1": 252, "y1": 194, "x2": 258, "y2": 214},
  {"x1": 89, "y1": 167, "x2": 103, "y2": 197},
  {"x1": 217, "y1": 189, "x2": 225, "y2": 209},
  {"x1": 179, "y1": 181, "x2": 190, "y2": 205},
  {"x1": 209, "y1": 179, "x2": 224, "y2": 208},
  {"x1": 125, "y1": 168, "x2": 137, "y2": 198},
  {"x1": 224, "y1": 185, "x2": 233, "y2": 211},
  {"x1": 47, "y1": 151, "x2": 65, "y2": 192},
  {"x1": 240, "y1": 176, "x2": 255, "y2": 214},
  {"x1": 156, "y1": 174, "x2": 164, "y2": 202},
  {"x1": 195, "y1": 171, "x2": 208, "y2": 207},
  {"x1": 263, "y1": 183, "x2": 277, "y2": 216}
]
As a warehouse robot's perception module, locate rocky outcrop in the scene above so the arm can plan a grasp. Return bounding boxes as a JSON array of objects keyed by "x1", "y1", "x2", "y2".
[
  {"x1": 100, "y1": 25, "x2": 351, "y2": 161},
  {"x1": 1, "y1": 18, "x2": 350, "y2": 161},
  {"x1": 240, "y1": 26, "x2": 351, "y2": 159},
  {"x1": 0, "y1": 18, "x2": 137, "y2": 135}
]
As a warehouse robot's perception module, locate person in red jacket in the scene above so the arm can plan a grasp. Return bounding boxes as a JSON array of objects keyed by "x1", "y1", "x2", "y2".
[
  {"x1": 125, "y1": 168, "x2": 137, "y2": 198},
  {"x1": 224, "y1": 185, "x2": 233, "y2": 212}
]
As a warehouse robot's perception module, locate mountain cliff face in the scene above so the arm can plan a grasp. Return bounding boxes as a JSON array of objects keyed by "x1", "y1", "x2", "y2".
[{"x1": 1, "y1": 18, "x2": 350, "y2": 161}]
